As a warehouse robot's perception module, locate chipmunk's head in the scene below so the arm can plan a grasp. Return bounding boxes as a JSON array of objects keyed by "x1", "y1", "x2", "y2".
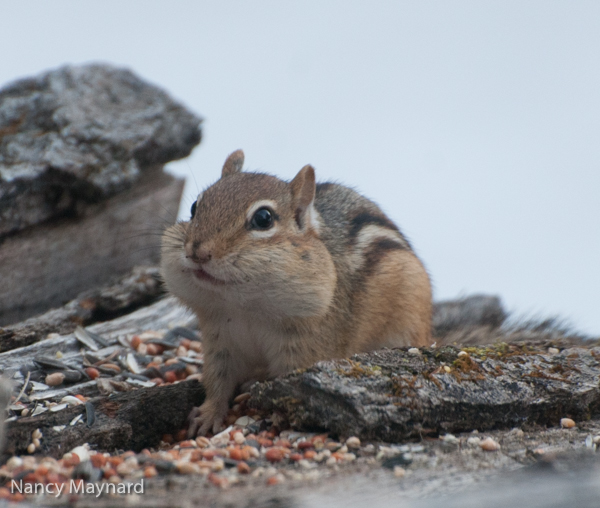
[{"x1": 161, "y1": 150, "x2": 336, "y2": 318}]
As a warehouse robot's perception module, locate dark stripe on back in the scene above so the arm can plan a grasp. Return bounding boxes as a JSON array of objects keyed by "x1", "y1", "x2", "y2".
[
  {"x1": 349, "y1": 210, "x2": 399, "y2": 241},
  {"x1": 362, "y1": 238, "x2": 406, "y2": 275}
]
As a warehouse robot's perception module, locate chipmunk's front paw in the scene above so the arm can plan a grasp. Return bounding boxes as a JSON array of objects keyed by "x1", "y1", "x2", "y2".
[{"x1": 187, "y1": 398, "x2": 228, "y2": 437}]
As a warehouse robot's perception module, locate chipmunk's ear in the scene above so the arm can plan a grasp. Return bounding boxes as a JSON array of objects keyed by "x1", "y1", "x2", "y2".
[
  {"x1": 221, "y1": 150, "x2": 244, "y2": 177},
  {"x1": 290, "y1": 164, "x2": 316, "y2": 230}
]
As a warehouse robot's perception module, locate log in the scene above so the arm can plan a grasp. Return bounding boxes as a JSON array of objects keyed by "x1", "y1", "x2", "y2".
[
  {"x1": 0, "y1": 63, "x2": 202, "y2": 325},
  {"x1": 250, "y1": 344, "x2": 600, "y2": 441},
  {"x1": 4, "y1": 380, "x2": 205, "y2": 458},
  {"x1": 0, "y1": 266, "x2": 164, "y2": 353}
]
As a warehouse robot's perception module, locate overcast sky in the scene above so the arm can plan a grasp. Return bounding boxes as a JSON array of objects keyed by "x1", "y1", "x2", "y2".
[{"x1": 1, "y1": 2, "x2": 598, "y2": 335}]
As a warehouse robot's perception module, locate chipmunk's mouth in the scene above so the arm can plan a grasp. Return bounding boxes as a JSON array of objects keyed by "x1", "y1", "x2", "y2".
[{"x1": 193, "y1": 268, "x2": 227, "y2": 286}]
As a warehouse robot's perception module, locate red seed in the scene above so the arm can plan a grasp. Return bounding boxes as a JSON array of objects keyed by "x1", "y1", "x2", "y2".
[
  {"x1": 180, "y1": 338, "x2": 191, "y2": 349},
  {"x1": 298, "y1": 441, "x2": 314, "y2": 450},
  {"x1": 131, "y1": 336, "x2": 141, "y2": 349},
  {"x1": 237, "y1": 461, "x2": 251, "y2": 474},
  {"x1": 175, "y1": 429, "x2": 188, "y2": 442},
  {"x1": 265, "y1": 448, "x2": 284, "y2": 463},
  {"x1": 146, "y1": 344, "x2": 160, "y2": 356},
  {"x1": 266, "y1": 476, "x2": 282, "y2": 486},
  {"x1": 229, "y1": 448, "x2": 243, "y2": 461},
  {"x1": 103, "y1": 468, "x2": 117, "y2": 479},
  {"x1": 290, "y1": 453, "x2": 303, "y2": 462},
  {"x1": 144, "y1": 466, "x2": 158, "y2": 478},
  {"x1": 90, "y1": 454, "x2": 107, "y2": 468},
  {"x1": 164, "y1": 371, "x2": 177, "y2": 383},
  {"x1": 85, "y1": 367, "x2": 100, "y2": 380}
]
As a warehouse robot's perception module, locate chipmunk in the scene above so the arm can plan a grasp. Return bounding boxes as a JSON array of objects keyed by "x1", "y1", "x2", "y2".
[{"x1": 161, "y1": 150, "x2": 432, "y2": 436}]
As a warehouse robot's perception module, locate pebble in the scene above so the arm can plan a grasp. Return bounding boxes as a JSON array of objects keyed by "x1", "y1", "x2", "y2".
[
  {"x1": 345, "y1": 436, "x2": 361, "y2": 449},
  {"x1": 480, "y1": 437, "x2": 501, "y2": 451},
  {"x1": 561, "y1": 418, "x2": 576, "y2": 429}
]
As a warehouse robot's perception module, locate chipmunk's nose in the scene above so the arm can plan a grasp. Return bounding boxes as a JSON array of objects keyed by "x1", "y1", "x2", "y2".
[{"x1": 186, "y1": 242, "x2": 212, "y2": 264}]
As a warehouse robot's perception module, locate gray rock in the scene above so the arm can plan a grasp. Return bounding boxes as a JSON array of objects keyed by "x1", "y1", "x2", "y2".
[{"x1": 0, "y1": 64, "x2": 201, "y2": 236}]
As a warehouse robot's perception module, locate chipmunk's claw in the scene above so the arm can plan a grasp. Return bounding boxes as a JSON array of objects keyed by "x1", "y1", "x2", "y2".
[{"x1": 187, "y1": 399, "x2": 227, "y2": 437}]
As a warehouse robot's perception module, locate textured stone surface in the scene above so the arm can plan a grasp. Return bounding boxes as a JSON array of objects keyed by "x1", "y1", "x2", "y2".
[{"x1": 0, "y1": 64, "x2": 201, "y2": 237}]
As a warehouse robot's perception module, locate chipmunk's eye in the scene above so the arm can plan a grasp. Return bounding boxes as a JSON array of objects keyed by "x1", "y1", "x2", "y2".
[
  {"x1": 190, "y1": 201, "x2": 197, "y2": 219},
  {"x1": 251, "y1": 207, "x2": 273, "y2": 229}
]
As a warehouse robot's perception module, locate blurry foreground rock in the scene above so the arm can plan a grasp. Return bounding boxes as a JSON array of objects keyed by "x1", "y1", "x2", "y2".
[{"x1": 0, "y1": 64, "x2": 201, "y2": 325}]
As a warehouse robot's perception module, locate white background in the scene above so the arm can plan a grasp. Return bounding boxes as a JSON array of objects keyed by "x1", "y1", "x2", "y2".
[{"x1": 1, "y1": 2, "x2": 598, "y2": 335}]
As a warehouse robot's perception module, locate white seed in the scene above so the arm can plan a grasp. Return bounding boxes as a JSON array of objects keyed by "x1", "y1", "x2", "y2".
[
  {"x1": 234, "y1": 416, "x2": 256, "y2": 427},
  {"x1": 393, "y1": 466, "x2": 406, "y2": 477},
  {"x1": 457, "y1": 351, "x2": 469, "y2": 357},
  {"x1": 466, "y1": 437, "x2": 481, "y2": 447},
  {"x1": 32, "y1": 428, "x2": 42, "y2": 440},
  {"x1": 27, "y1": 443, "x2": 36, "y2": 454},
  {"x1": 177, "y1": 462, "x2": 200, "y2": 474},
  {"x1": 71, "y1": 445, "x2": 90, "y2": 462},
  {"x1": 346, "y1": 436, "x2": 361, "y2": 449},
  {"x1": 234, "y1": 432, "x2": 245, "y2": 445},
  {"x1": 480, "y1": 437, "x2": 500, "y2": 451},
  {"x1": 61, "y1": 396, "x2": 84, "y2": 406},
  {"x1": 6, "y1": 456, "x2": 23, "y2": 471},
  {"x1": 32, "y1": 438, "x2": 41, "y2": 448},
  {"x1": 561, "y1": 418, "x2": 576, "y2": 428},
  {"x1": 21, "y1": 408, "x2": 29, "y2": 417},
  {"x1": 408, "y1": 348, "x2": 420, "y2": 355},
  {"x1": 548, "y1": 347, "x2": 560, "y2": 355},
  {"x1": 326, "y1": 456, "x2": 337, "y2": 467},
  {"x1": 443, "y1": 366, "x2": 452, "y2": 373}
]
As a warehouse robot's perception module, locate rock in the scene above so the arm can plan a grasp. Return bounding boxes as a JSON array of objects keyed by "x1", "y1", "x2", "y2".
[{"x1": 0, "y1": 63, "x2": 201, "y2": 237}]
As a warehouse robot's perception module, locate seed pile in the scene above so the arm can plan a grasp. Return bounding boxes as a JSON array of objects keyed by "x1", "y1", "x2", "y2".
[{"x1": 6, "y1": 326, "x2": 205, "y2": 421}]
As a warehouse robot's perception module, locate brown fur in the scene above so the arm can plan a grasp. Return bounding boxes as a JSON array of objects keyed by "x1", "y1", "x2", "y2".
[{"x1": 161, "y1": 150, "x2": 432, "y2": 435}]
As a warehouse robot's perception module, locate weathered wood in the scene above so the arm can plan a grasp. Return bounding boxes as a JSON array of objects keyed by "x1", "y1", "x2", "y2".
[
  {"x1": 4, "y1": 380, "x2": 205, "y2": 458},
  {"x1": 0, "y1": 171, "x2": 184, "y2": 326},
  {"x1": 250, "y1": 344, "x2": 600, "y2": 441},
  {"x1": 0, "y1": 296, "x2": 193, "y2": 375},
  {"x1": 0, "y1": 266, "x2": 164, "y2": 353},
  {"x1": 0, "y1": 64, "x2": 201, "y2": 238}
]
